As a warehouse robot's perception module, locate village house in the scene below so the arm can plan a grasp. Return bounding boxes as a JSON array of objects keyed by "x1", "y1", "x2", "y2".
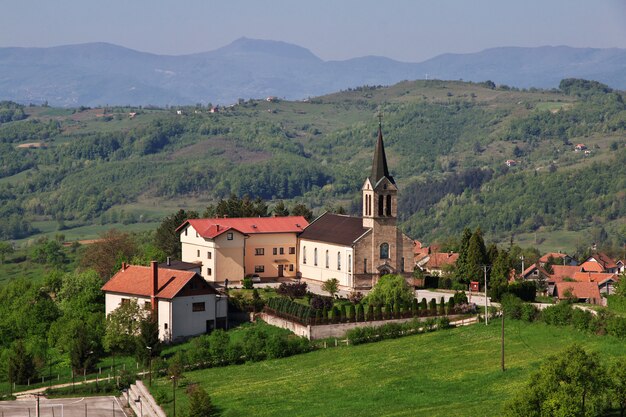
[
  {"x1": 554, "y1": 281, "x2": 601, "y2": 304},
  {"x1": 419, "y1": 252, "x2": 459, "y2": 276},
  {"x1": 177, "y1": 216, "x2": 308, "y2": 282},
  {"x1": 102, "y1": 261, "x2": 228, "y2": 341}
]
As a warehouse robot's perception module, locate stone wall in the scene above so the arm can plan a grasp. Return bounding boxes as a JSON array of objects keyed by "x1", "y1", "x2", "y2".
[{"x1": 258, "y1": 312, "x2": 464, "y2": 340}]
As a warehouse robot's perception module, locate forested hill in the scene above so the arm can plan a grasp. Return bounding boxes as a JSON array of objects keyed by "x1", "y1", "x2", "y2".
[
  {"x1": 1, "y1": 39, "x2": 626, "y2": 106},
  {"x1": 0, "y1": 79, "x2": 625, "y2": 251}
]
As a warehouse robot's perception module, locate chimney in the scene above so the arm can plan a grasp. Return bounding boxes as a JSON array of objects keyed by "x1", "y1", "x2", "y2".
[
  {"x1": 216, "y1": 224, "x2": 220, "y2": 231},
  {"x1": 151, "y1": 261, "x2": 158, "y2": 317},
  {"x1": 166, "y1": 257, "x2": 171, "y2": 266},
  {"x1": 122, "y1": 262, "x2": 127, "y2": 271}
]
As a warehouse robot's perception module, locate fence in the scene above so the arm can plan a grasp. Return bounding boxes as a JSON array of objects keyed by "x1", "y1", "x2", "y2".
[{"x1": 0, "y1": 396, "x2": 127, "y2": 417}]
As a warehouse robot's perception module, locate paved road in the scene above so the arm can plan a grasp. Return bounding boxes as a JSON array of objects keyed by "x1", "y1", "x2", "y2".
[{"x1": 0, "y1": 396, "x2": 127, "y2": 417}]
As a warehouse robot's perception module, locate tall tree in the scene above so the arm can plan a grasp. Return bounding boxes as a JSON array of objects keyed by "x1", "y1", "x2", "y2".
[
  {"x1": 272, "y1": 201, "x2": 290, "y2": 217},
  {"x1": 154, "y1": 209, "x2": 199, "y2": 259},
  {"x1": 455, "y1": 228, "x2": 473, "y2": 282},
  {"x1": 7, "y1": 340, "x2": 36, "y2": 385},
  {"x1": 80, "y1": 229, "x2": 139, "y2": 280},
  {"x1": 291, "y1": 203, "x2": 313, "y2": 221},
  {"x1": 0, "y1": 241, "x2": 14, "y2": 264}
]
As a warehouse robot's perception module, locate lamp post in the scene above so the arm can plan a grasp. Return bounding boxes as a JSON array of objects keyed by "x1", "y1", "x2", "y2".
[
  {"x1": 146, "y1": 346, "x2": 152, "y2": 387},
  {"x1": 170, "y1": 376, "x2": 177, "y2": 417}
]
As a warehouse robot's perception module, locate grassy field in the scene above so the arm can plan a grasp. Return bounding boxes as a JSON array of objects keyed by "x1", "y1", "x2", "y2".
[{"x1": 150, "y1": 320, "x2": 625, "y2": 417}]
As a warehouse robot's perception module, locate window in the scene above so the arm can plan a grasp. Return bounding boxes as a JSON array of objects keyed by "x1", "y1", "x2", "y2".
[
  {"x1": 207, "y1": 251, "x2": 212, "y2": 259},
  {"x1": 289, "y1": 264, "x2": 294, "y2": 272},
  {"x1": 197, "y1": 249, "x2": 200, "y2": 257},
  {"x1": 401, "y1": 257, "x2": 405, "y2": 273},
  {"x1": 164, "y1": 323, "x2": 168, "y2": 330},
  {"x1": 289, "y1": 247, "x2": 296, "y2": 255},
  {"x1": 273, "y1": 248, "x2": 277, "y2": 255},
  {"x1": 386, "y1": 195, "x2": 392, "y2": 216},
  {"x1": 314, "y1": 248, "x2": 318, "y2": 266},
  {"x1": 378, "y1": 195, "x2": 384, "y2": 216},
  {"x1": 364, "y1": 258, "x2": 367, "y2": 273},
  {"x1": 255, "y1": 265, "x2": 265, "y2": 273},
  {"x1": 144, "y1": 301, "x2": 151, "y2": 310},
  {"x1": 255, "y1": 248, "x2": 265, "y2": 256},
  {"x1": 279, "y1": 247, "x2": 284, "y2": 255},
  {"x1": 303, "y1": 246, "x2": 307, "y2": 264},
  {"x1": 325, "y1": 250, "x2": 329, "y2": 268},
  {"x1": 121, "y1": 298, "x2": 130, "y2": 305},
  {"x1": 348, "y1": 254, "x2": 352, "y2": 272},
  {"x1": 192, "y1": 302, "x2": 206, "y2": 312},
  {"x1": 337, "y1": 252, "x2": 341, "y2": 271},
  {"x1": 227, "y1": 232, "x2": 233, "y2": 240},
  {"x1": 185, "y1": 228, "x2": 188, "y2": 236},
  {"x1": 207, "y1": 267, "x2": 212, "y2": 276},
  {"x1": 380, "y1": 243, "x2": 389, "y2": 259}
]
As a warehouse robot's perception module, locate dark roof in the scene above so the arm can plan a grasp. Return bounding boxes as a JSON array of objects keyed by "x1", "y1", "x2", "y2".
[
  {"x1": 299, "y1": 213, "x2": 369, "y2": 246},
  {"x1": 370, "y1": 123, "x2": 395, "y2": 185},
  {"x1": 158, "y1": 260, "x2": 202, "y2": 271}
]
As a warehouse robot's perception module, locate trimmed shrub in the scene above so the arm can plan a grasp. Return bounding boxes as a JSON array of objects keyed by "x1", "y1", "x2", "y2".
[
  {"x1": 375, "y1": 305, "x2": 383, "y2": 320},
  {"x1": 429, "y1": 298, "x2": 437, "y2": 314},
  {"x1": 354, "y1": 304, "x2": 363, "y2": 322},
  {"x1": 276, "y1": 282, "x2": 308, "y2": 299},
  {"x1": 310, "y1": 295, "x2": 333, "y2": 311},
  {"x1": 420, "y1": 298, "x2": 427, "y2": 312},
  {"x1": 242, "y1": 277, "x2": 253, "y2": 289},
  {"x1": 453, "y1": 291, "x2": 468, "y2": 305},
  {"x1": 412, "y1": 298, "x2": 419, "y2": 316},
  {"x1": 448, "y1": 297, "x2": 456, "y2": 312},
  {"x1": 439, "y1": 297, "x2": 446, "y2": 315},
  {"x1": 266, "y1": 297, "x2": 312, "y2": 324}
]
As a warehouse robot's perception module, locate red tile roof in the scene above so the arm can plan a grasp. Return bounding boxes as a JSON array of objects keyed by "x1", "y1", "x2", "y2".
[
  {"x1": 178, "y1": 216, "x2": 308, "y2": 238},
  {"x1": 579, "y1": 261, "x2": 605, "y2": 273},
  {"x1": 539, "y1": 252, "x2": 569, "y2": 263},
  {"x1": 555, "y1": 282, "x2": 600, "y2": 300},
  {"x1": 425, "y1": 252, "x2": 459, "y2": 269},
  {"x1": 102, "y1": 265, "x2": 215, "y2": 300},
  {"x1": 586, "y1": 252, "x2": 617, "y2": 269},
  {"x1": 549, "y1": 265, "x2": 581, "y2": 282},
  {"x1": 572, "y1": 271, "x2": 618, "y2": 284}
]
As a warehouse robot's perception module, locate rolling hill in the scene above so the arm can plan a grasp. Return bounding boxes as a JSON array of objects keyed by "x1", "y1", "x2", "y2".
[
  {"x1": 1, "y1": 38, "x2": 625, "y2": 106},
  {"x1": 0, "y1": 78, "x2": 624, "y2": 253}
]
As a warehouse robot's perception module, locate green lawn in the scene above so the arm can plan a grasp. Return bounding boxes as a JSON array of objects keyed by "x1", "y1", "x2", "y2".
[{"x1": 151, "y1": 320, "x2": 625, "y2": 417}]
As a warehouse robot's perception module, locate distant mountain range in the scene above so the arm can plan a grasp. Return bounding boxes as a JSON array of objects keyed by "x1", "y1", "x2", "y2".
[{"x1": 1, "y1": 38, "x2": 625, "y2": 106}]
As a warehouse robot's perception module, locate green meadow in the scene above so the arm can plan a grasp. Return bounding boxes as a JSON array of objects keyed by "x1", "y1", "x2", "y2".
[{"x1": 151, "y1": 320, "x2": 625, "y2": 417}]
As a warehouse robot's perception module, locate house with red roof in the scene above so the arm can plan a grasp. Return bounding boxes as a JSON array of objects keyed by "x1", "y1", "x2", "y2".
[
  {"x1": 582, "y1": 252, "x2": 619, "y2": 274},
  {"x1": 538, "y1": 252, "x2": 576, "y2": 267},
  {"x1": 554, "y1": 282, "x2": 601, "y2": 304},
  {"x1": 421, "y1": 252, "x2": 459, "y2": 276},
  {"x1": 102, "y1": 261, "x2": 228, "y2": 341},
  {"x1": 177, "y1": 216, "x2": 308, "y2": 282}
]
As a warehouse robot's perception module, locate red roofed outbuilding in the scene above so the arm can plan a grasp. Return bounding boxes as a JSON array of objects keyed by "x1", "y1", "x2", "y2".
[
  {"x1": 102, "y1": 261, "x2": 228, "y2": 341},
  {"x1": 554, "y1": 282, "x2": 601, "y2": 304}
]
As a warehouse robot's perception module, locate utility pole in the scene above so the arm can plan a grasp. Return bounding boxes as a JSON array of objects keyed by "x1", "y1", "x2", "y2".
[
  {"x1": 520, "y1": 255, "x2": 525, "y2": 275},
  {"x1": 484, "y1": 265, "x2": 488, "y2": 325},
  {"x1": 501, "y1": 308, "x2": 505, "y2": 372}
]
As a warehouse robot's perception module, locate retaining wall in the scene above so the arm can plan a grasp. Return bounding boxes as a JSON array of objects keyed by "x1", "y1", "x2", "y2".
[{"x1": 127, "y1": 380, "x2": 167, "y2": 417}]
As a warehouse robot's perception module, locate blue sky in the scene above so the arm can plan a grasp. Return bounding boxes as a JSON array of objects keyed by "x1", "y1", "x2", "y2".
[{"x1": 2, "y1": 0, "x2": 625, "y2": 62}]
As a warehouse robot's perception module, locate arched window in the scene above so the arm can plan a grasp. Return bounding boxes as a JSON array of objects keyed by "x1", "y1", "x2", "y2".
[
  {"x1": 314, "y1": 248, "x2": 318, "y2": 266},
  {"x1": 348, "y1": 254, "x2": 352, "y2": 272},
  {"x1": 337, "y1": 252, "x2": 341, "y2": 270},
  {"x1": 380, "y1": 243, "x2": 389, "y2": 259},
  {"x1": 378, "y1": 195, "x2": 384, "y2": 216},
  {"x1": 325, "y1": 250, "x2": 329, "y2": 268},
  {"x1": 303, "y1": 246, "x2": 307, "y2": 264},
  {"x1": 386, "y1": 194, "x2": 392, "y2": 216}
]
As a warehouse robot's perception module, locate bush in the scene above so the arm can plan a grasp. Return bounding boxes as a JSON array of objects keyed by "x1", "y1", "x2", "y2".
[
  {"x1": 420, "y1": 298, "x2": 427, "y2": 312},
  {"x1": 439, "y1": 297, "x2": 446, "y2": 315},
  {"x1": 606, "y1": 314, "x2": 626, "y2": 338},
  {"x1": 571, "y1": 308, "x2": 594, "y2": 332},
  {"x1": 541, "y1": 302, "x2": 573, "y2": 326},
  {"x1": 448, "y1": 297, "x2": 456, "y2": 312},
  {"x1": 429, "y1": 298, "x2": 437, "y2": 314},
  {"x1": 453, "y1": 291, "x2": 468, "y2": 305},
  {"x1": 501, "y1": 294, "x2": 524, "y2": 320},
  {"x1": 607, "y1": 295, "x2": 626, "y2": 314},
  {"x1": 520, "y1": 303, "x2": 538, "y2": 322},
  {"x1": 242, "y1": 277, "x2": 253, "y2": 289},
  {"x1": 348, "y1": 291, "x2": 364, "y2": 304},
  {"x1": 310, "y1": 295, "x2": 333, "y2": 311},
  {"x1": 276, "y1": 282, "x2": 308, "y2": 299},
  {"x1": 266, "y1": 297, "x2": 312, "y2": 324}
]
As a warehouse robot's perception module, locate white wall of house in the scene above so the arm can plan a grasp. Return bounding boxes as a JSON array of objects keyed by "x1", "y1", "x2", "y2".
[
  {"x1": 104, "y1": 293, "x2": 151, "y2": 316},
  {"x1": 158, "y1": 299, "x2": 172, "y2": 341},
  {"x1": 298, "y1": 239, "x2": 353, "y2": 287},
  {"x1": 170, "y1": 294, "x2": 218, "y2": 340}
]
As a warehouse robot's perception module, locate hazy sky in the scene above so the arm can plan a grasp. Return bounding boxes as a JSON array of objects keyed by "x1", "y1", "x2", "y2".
[{"x1": 2, "y1": 0, "x2": 626, "y2": 62}]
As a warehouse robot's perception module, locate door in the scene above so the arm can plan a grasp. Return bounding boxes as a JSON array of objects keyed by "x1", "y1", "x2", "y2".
[{"x1": 278, "y1": 264, "x2": 284, "y2": 277}]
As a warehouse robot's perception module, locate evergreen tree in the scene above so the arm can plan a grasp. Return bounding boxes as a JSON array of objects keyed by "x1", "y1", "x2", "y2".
[
  {"x1": 291, "y1": 203, "x2": 313, "y2": 221},
  {"x1": 490, "y1": 250, "x2": 511, "y2": 296},
  {"x1": 455, "y1": 228, "x2": 473, "y2": 281},
  {"x1": 272, "y1": 200, "x2": 290, "y2": 217},
  {"x1": 465, "y1": 228, "x2": 488, "y2": 283},
  {"x1": 187, "y1": 385, "x2": 217, "y2": 417},
  {"x1": 154, "y1": 209, "x2": 198, "y2": 259},
  {"x1": 8, "y1": 340, "x2": 36, "y2": 385}
]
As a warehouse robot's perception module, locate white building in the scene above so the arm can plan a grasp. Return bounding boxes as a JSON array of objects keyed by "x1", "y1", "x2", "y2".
[{"x1": 102, "y1": 261, "x2": 228, "y2": 341}]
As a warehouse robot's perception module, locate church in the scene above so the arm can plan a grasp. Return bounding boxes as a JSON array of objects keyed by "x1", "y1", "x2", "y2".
[
  {"x1": 177, "y1": 123, "x2": 415, "y2": 290},
  {"x1": 297, "y1": 123, "x2": 415, "y2": 289}
]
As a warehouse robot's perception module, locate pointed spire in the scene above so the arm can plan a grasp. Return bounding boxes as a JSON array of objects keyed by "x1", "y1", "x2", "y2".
[{"x1": 370, "y1": 121, "x2": 395, "y2": 185}]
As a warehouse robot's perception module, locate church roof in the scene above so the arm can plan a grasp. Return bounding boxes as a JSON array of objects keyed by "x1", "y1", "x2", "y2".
[
  {"x1": 299, "y1": 212, "x2": 369, "y2": 246},
  {"x1": 370, "y1": 123, "x2": 395, "y2": 185}
]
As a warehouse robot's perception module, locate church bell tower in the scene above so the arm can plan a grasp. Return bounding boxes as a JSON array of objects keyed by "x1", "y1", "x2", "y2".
[{"x1": 362, "y1": 121, "x2": 398, "y2": 229}]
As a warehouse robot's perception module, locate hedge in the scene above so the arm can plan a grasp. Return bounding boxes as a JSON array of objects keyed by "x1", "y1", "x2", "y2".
[{"x1": 266, "y1": 297, "x2": 312, "y2": 324}]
